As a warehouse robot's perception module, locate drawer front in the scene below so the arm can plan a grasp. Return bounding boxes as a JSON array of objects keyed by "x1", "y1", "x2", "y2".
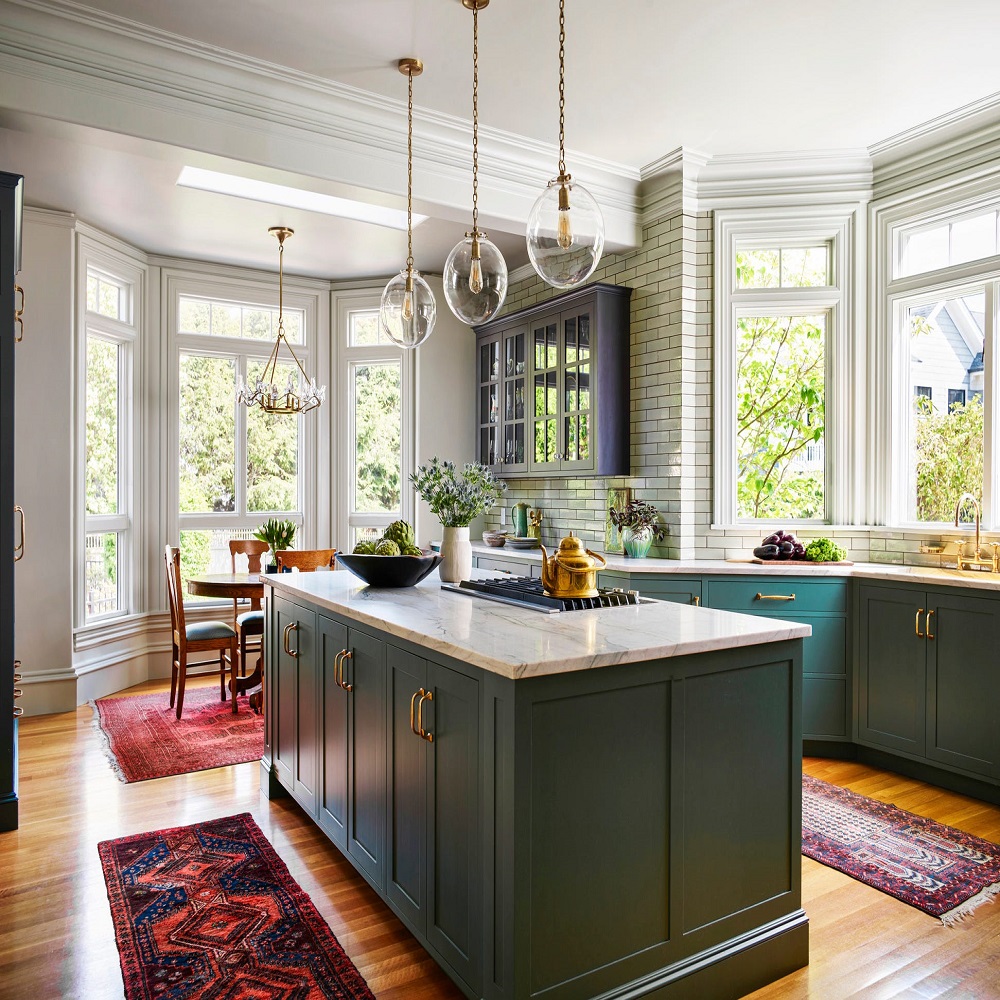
[
  {"x1": 707, "y1": 577, "x2": 847, "y2": 614},
  {"x1": 637, "y1": 578, "x2": 702, "y2": 606},
  {"x1": 476, "y1": 555, "x2": 527, "y2": 575},
  {"x1": 799, "y1": 617, "x2": 847, "y2": 676}
]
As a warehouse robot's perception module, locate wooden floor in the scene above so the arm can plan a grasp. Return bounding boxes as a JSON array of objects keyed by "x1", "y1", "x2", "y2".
[{"x1": 2, "y1": 679, "x2": 999, "y2": 1000}]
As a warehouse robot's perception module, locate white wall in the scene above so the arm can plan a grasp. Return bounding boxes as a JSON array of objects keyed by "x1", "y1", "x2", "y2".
[{"x1": 14, "y1": 210, "x2": 76, "y2": 713}]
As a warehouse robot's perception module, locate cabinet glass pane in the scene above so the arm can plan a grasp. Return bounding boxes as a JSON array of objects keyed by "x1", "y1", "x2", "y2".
[
  {"x1": 565, "y1": 415, "x2": 578, "y2": 460},
  {"x1": 534, "y1": 322, "x2": 558, "y2": 369},
  {"x1": 565, "y1": 370, "x2": 577, "y2": 412},
  {"x1": 481, "y1": 341, "x2": 499, "y2": 382},
  {"x1": 535, "y1": 419, "x2": 557, "y2": 463},
  {"x1": 481, "y1": 385, "x2": 498, "y2": 424},
  {"x1": 504, "y1": 424, "x2": 525, "y2": 465},
  {"x1": 504, "y1": 332, "x2": 525, "y2": 377},
  {"x1": 580, "y1": 413, "x2": 589, "y2": 459},
  {"x1": 565, "y1": 317, "x2": 577, "y2": 364},
  {"x1": 481, "y1": 426, "x2": 498, "y2": 465},
  {"x1": 579, "y1": 317, "x2": 590, "y2": 359},
  {"x1": 505, "y1": 381, "x2": 525, "y2": 422},
  {"x1": 579, "y1": 365, "x2": 590, "y2": 411}
]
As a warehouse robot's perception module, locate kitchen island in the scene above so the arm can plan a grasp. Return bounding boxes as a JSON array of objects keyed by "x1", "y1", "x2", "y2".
[{"x1": 261, "y1": 570, "x2": 810, "y2": 1000}]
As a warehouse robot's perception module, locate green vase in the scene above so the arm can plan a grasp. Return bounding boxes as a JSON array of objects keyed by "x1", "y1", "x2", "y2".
[{"x1": 622, "y1": 526, "x2": 653, "y2": 558}]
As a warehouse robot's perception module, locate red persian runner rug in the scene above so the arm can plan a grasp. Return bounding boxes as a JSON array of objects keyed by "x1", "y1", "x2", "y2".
[
  {"x1": 99, "y1": 812, "x2": 375, "y2": 1000},
  {"x1": 94, "y1": 686, "x2": 264, "y2": 782},
  {"x1": 802, "y1": 774, "x2": 1000, "y2": 924}
]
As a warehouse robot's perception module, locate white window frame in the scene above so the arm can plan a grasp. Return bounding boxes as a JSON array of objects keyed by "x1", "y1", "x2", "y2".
[
  {"x1": 165, "y1": 267, "x2": 325, "y2": 556},
  {"x1": 75, "y1": 238, "x2": 144, "y2": 627},
  {"x1": 334, "y1": 288, "x2": 415, "y2": 548},
  {"x1": 872, "y1": 172, "x2": 1000, "y2": 528},
  {"x1": 714, "y1": 206, "x2": 858, "y2": 528}
]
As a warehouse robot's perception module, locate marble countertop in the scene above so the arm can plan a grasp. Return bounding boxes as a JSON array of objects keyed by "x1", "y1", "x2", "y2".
[
  {"x1": 472, "y1": 543, "x2": 1000, "y2": 591},
  {"x1": 265, "y1": 569, "x2": 809, "y2": 681}
]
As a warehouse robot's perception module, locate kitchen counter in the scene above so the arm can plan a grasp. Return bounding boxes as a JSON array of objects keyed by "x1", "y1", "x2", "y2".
[
  {"x1": 265, "y1": 567, "x2": 810, "y2": 680},
  {"x1": 473, "y1": 542, "x2": 1000, "y2": 590}
]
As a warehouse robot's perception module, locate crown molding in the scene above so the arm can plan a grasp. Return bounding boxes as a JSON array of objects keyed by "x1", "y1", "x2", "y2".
[
  {"x1": 0, "y1": 0, "x2": 642, "y2": 247},
  {"x1": 23, "y1": 205, "x2": 76, "y2": 229}
]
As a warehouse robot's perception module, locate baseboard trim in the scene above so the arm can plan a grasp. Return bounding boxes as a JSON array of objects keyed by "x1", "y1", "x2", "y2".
[{"x1": 855, "y1": 746, "x2": 1000, "y2": 806}]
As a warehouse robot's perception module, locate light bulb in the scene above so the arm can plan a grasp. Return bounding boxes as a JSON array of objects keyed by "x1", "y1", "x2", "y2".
[
  {"x1": 379, "y1": 268, "x2": 436, "y2": 348},
  {"x1": 469, "y1": 255, "x2": 484, "y2": 294},
  {"x1": 402, "y1": 289, "x2": 414, "y2": 322},
  {"x1": 557, "y1": 207, "x2": 573, "y2": 249}
]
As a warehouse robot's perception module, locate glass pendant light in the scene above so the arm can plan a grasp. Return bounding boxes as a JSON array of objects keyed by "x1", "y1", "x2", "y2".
[
  {"x1": 443, "y1": 0, "x2": 508, "y2": 325},
  {"x1": 525, "y1": 0, "x2": 605, "y2": 289},
  {"x1": 380, "y1": 57, "x2": 437, "y2": 349}
]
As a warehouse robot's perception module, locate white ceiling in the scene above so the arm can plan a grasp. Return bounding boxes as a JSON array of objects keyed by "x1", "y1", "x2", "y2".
[{"x1": 2, "y1": 0, "x2": 1000, "y2": 278}]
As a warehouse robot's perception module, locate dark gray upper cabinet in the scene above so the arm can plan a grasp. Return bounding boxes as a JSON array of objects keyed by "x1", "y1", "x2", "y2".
[{"x1": 474, "y1": 283, "x2": 632, "y2": 478}]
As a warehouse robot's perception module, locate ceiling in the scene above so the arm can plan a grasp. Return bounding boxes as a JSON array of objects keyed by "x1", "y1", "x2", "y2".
[{"x1": 2, "y1": 0, "x2": 1000, "y2": 279}]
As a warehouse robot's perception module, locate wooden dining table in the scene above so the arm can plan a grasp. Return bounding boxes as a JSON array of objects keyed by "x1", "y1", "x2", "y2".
[{"x1": 187, "y1": 573, "x2": 265, "y2": 707}]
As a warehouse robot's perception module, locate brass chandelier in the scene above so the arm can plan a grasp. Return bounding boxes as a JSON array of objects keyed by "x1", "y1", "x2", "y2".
[{"x1": 236, "y1": 226, "x2": 326, "y2": 414}]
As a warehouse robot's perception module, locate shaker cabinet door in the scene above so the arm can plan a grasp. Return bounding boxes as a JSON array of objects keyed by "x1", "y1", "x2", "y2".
[{"x1": 318, "y1": 616, "x2": 349, "y2": 849}]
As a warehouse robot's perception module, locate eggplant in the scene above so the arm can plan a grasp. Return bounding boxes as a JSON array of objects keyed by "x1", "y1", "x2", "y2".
[
  {"x1": 753, "y1": 544, "x2": 780, "y2": 559},
  {"x1": 761, "y1": 533, "x2": 781, "y2": 546}
]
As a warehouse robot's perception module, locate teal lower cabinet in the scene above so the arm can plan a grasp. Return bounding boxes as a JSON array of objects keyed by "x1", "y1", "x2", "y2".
[
  {"x1": 601, "y1": 570, "x2": 702, "y2": 606},
  {"x1": 704, "y1": 577, "x2": 850, "y2": 742},
  {"x1": 857, "y1": 582, "x2": 1000, "y2": 782},
  {"x1": 386, "y1": 646, "x2": 482, "y2": 995}
]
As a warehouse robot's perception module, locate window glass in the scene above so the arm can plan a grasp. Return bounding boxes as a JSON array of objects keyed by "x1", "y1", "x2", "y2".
[
  {"x1": 178, "y1": 353, "x2": 236, "y2": 512},
  {"x1": 350, "y1": 311, "x2": 385, "y2": 346},
  {"x1": 899, "y1": 209, "x2": 1000, "y2": 277},
  {"x1": 86, "y1": 336, "x2": 119, "y2": 516},
  {"x1": 736, "y1": 314, "x2": 825, "y2": 519},
  {"x1": 906, "y1": 291, "x2": 984, "y2": 522},
  {"x1": 246, "y1": 359, "x2": 299, "y2": 513},
  {"x1": 85, "y1": 530, "x2": 121, "y2": 619},
  {"x1": 736, "y1": 246, "x2": 830, "y2": 288},
  {"x1": 178, "y1": 295, "x2": 303, "y2": 343},
  {"x1": 353, "y1": 361, "x2": 402, "y2": 514},
  {"x1": 87, "y1": 274, "x2": 125, "y2": 320}
]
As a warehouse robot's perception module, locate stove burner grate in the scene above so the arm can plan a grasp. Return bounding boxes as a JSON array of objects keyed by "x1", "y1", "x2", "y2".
[{"x1": 442, "y1": 576, "x2": 643, "y2": 613}]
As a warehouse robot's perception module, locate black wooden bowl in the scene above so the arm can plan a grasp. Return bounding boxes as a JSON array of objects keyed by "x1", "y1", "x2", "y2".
[{"x1": 336, "y1": 552, "x2": 442, "y2": 588}]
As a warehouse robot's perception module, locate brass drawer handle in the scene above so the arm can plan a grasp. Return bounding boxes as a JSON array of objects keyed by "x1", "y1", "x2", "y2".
[
  {"x1": 14, "y1": 284, "x2": 24, "y2": 343},
  {"x1": 13, "y1": 706, "x2": 23, "y2": 718},
  {"x1": 926, "y1": 609, "x2": 935, "y2": 640},
  {"x1": 339, "y1": 650, "x2": 353, "y2": 692},
  {"x1": 754, "y1": 592, "x2": 795, "y2": 601},
  {"x1": 282, "y1": 621, "x2": 298, "y2": 657},
  {"x1": 13, "y1": 688, "x2": 22, "y2": 699},
  {"x1": 416, "y1": 689, "x2": 434, "y2": 743},
  {"x1": 692, "y1": 596, "x2": 700, "y2": 606},
  {"x1": 14, "y1": 506, "x2": 24, "y2": 562},
  {"x1": 915, "y1": 608, "x2": 924, "y2": 639},
  {"x1": 409, "y1": 689, "x2": 423, "y2": 737}
]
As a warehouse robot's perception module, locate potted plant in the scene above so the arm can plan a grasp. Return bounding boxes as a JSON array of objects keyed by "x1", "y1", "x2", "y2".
[
  {"x1": 252, "y1": 518, "x2": 297, "y2": 571},
  {"x1": 608, "y1": 498, "x2": 665, "y2": 558},
  {"x1": 410, "y1": 458, "x2": 507, "y2": 582}
]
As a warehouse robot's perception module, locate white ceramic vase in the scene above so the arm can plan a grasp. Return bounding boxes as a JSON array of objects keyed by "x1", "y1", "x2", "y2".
[{"x1": 439, "y1": 525, "x2": 473, "y2": 583}]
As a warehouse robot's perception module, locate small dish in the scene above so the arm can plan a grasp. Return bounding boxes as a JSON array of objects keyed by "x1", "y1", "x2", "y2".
[
  {"x1": 506, "y1": 536, "x2": 540, "y2": 549},
  {"x1": 482, "y1": 530, "x2": 509, "y2": 548}
]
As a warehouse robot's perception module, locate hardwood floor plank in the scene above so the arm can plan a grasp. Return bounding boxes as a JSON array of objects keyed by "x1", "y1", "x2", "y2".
[{"x1": 3, "y1": 683, "x2": 999, "y2": 999}]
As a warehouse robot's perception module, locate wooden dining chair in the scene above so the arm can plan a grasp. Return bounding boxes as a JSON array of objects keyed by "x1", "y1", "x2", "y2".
[
  {"x1": 275, "y1": 548, "x2": 338, "y2": 572},
  {"x1": 164, "y1": 545, "x2": 239, "y2": 720},
  {"x1": 229, "y1": 538, "x2": 269, "y2": 677}
]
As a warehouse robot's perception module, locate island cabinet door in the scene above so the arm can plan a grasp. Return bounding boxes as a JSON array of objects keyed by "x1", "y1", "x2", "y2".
[
  {"x1": 857, "y1": 584, "x2": 927, "y2": 756},
  {"x1": 925, "y1": 590, "x2": 1000, "y2": 779},
  {"x1": 273, "y1": 596, "x2": 319, "y2": 817},
  {"x1": 386, "y1": 646, "x2": 482, "y2": 995},
  {"x1": 318, "y1": 616, "x2": 349, "y2": 850}
]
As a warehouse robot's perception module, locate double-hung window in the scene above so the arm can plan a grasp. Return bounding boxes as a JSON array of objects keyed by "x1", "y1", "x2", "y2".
[
  {"x1": 714, "y1": 209, "x2": 855, "y2": 526},
  {"x1": 336, "y1": 293, "x2": 414, "y2": 548},
  {"x1": 80, "y1": 246, "x2": 142, "y2": 623},
  {"x1": 879, "y1": 195, "x2": 1000, "y2": 526},
  {"x1": 169, "y1": 274, "x2": 318, "y2": 587}
]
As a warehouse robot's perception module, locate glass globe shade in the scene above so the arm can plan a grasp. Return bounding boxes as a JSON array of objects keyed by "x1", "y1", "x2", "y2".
[
  {"x1": 442, "y1": 234, "x2": 508, "y2": 325},
  {"x1": 526, "y1": 176, "x2": 605, "y2": 289},
  {"x1": 379, "y1": 268, "x2": 437, "y2": 349}
]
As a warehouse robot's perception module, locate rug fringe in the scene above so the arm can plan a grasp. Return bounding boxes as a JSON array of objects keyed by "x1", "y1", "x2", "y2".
[
  {"x1": 940, "y1": 880, "x2": 1000, "y2": 927},
  {"x1": 89, "y1": 700, "x2": 129, "y2": 784}
]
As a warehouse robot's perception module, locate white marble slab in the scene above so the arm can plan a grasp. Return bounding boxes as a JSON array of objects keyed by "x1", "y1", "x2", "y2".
[
  {"x1": 472, "y1": 543, "x2": 1000, "y2": 591},
  {"x1": 265, "y1": 570, "x2": 809, "y2": 680}
]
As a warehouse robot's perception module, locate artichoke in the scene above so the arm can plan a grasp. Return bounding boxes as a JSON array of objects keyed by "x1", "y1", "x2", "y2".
[
  {"x1": 374, "y1": 539, "x2": 401, "y2": 556},
  {"x1": 401, "y1": 544, "x2": 423, "y2": 556},
  {"x1": 353, "y1": 541, "x2": 377, "y2": 555},
  {"x1": 383, "y1": 519, "x2": 415, "y2": 547}
]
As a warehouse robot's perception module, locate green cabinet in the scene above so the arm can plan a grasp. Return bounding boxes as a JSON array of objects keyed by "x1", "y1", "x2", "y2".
[
  {"x1": 599, "y1": 571, "x2": 702, "y2": 605},
  {"x1": 474, "y1": 283, "x2": 631, "y2": 478},
  {"x1": 317, "y1": 617, "x2": 386, "y2": 890},
  {"x1": 858, "y1": 582, "x2": 1000, "y2": 779},
  {"x1": 705, "y1": 576, "x2": 849, "y2": 742},
  {"x1": 272, "y1": 595, "x2": 320, "y2": 816},
  {"x1": 386, "y1": 645, "x2": 482, "y2": 994}
]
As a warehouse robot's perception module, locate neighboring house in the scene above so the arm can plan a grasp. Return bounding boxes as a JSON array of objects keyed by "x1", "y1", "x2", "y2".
[{"x1": 911, "y1": 300, "x2": 985, "y2": 410}]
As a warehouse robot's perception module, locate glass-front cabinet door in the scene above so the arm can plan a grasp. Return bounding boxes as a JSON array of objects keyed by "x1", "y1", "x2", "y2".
[
  {"x1": 560, "y1": 306, "x2": 594, "y2": 473},
  {"x1": 478, "y1": 333, "x2": 500, "y2": 468},
  {"x1": 530, "y1": 314, "x2": 560, "y2": 473},
  {"x1": 501, "y1": 324, "x2": 527, "y2": 472}
]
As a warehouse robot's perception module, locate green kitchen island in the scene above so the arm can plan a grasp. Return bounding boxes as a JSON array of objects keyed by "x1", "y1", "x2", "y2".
[{"x1": 261, "y1": 570, "x2": 810, "y2": 1000}]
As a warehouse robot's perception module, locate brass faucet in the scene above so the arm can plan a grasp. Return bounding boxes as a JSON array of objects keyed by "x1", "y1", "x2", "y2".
[{"x1": 953, "y1": 493, "x2": 991, "y2": 571}]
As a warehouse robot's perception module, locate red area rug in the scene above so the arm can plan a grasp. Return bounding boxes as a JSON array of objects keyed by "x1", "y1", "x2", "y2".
[
  {"x1": 99, "y1": 813, "x2": 375, "y2": 999},
  {"x1": 94, "y1": 686, "x2": 264, "y2": 783},
  {"x1": 802, "y1": 775, "x2": 1000, "y2": 924}
]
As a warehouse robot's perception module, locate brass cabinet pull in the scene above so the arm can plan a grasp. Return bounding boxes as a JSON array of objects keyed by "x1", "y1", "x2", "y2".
[
  {"x1": 13, "y1": 506, "x2": 24, "y2": 562},
  {"x1": 14, "y1": 284, "x2": 24, "y2": 343},
  {"x1": 692, "y1": 596, "x2": 700, "y2": 606},
  {"x1": 339, "y1": 650, "x2": 353, "y2": 692},
  {"x1": 282, "y1": 621, "x2": 299, "y2": 657},
  {"x1": 332, "y1": 650, "x2": 344, "y2": 687},
  {"x1": 13, "y1": 706, "x2": 22, "y2": 718},
  {"x1": 409, "y1": 689, "x2": 423, "y2": 737},
  {"x1": 926, "y1": 609, "x2": 935, "y2": 640},
  {"x1": 915, "y1": 608, "x2": 925, "y2": 639},
  {"x1": 416, "y1": 689, "x2": 434, "y2": 743},
  {"x1": 754, "y1": 592, "x2": 795, "y2": 601},
  {"x1": 12, "y1": 688, "x2": 22, "y2": 699}
]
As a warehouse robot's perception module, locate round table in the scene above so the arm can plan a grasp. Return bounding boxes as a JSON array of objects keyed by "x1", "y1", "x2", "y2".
[{"x1": 187, "y1": 573, "x2": 265, "y2": 705}]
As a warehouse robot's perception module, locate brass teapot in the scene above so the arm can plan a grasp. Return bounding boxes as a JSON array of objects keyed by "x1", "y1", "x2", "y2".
[{"x1": 539, "y1": 533, "x2": 607, "y2": 599}]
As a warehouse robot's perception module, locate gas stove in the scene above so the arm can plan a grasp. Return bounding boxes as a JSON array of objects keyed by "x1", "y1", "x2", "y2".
[{"x1": 441, "y1": 576, "x2": 651, "y2": 613}]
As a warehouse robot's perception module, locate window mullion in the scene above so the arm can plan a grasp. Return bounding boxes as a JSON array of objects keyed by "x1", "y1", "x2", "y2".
[
  {"x1": 235, "y1": 354, "x2": 248, "y2": 518},
  {"x1": 985, "y1": 282, "x2": 997, "y2": 528}
]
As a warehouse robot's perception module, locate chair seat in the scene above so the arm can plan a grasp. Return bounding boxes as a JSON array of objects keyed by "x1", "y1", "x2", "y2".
[
  {"x1": 236, "y1": 609, "x2": 264, "y2": 629},
  {"x1": 186, "y1": 620, "x2": 237, "y2": 642}
]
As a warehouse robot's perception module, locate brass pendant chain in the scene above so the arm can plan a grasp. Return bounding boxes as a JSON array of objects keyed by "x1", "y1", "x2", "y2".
[
  {"x1": 558, "y1": 0, "x2": 566, "y2": 179},
  {"x1": 471, "y1": 1, "x2": 480, "y2": 237},
  {"x1": 406, "y1": 64, "x2": 414, "y2": 272},
  {"x1": 276, "y1": 234, "x2": 285, "y2": 338}
]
